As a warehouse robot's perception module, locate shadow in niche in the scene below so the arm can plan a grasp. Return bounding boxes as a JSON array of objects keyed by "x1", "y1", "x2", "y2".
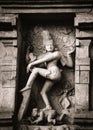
[
  {"x1": 89, "y1": 40, "x2": 93, "y2": 110},
  {"x1": 16, "y1": 13, "x2": 75, "y2": 125}
]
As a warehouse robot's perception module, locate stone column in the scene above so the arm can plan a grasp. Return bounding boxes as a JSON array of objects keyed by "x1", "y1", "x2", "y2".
[
  {"x1": 75, "y1": 39, "x2": 91, "y2": 112},
  {"x1": 0, "y1": 14, "x2": 18, "y2": 121},
  {"x1": 74, "y1": 13, "x2": 93, "y2": 112}
]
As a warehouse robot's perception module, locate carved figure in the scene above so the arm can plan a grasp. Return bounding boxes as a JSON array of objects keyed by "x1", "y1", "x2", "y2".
[
  {"x1": 59, "y1": 86, "x2": 74, "y2": 109},
  {"x1": 20, "y1": 30, "x2": 73, "y2": 111},
  {"x1": 29, "y1": 108, "x2": 65, "y2": 125},
  {"x1": 26, "y1": 46, "x2": 37, "y2": 64}
]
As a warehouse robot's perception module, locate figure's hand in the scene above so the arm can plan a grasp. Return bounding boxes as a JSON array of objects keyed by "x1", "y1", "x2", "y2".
[
  {"x1": 62, "y1": 45, "x2": 68, "y2": 57},
  {"x1": 62, "y1": 45, "x2": 75, "y2": 57},
  {"x1": 27, "y1": 63, "x2": 33, "y2": 73},
  {"x1": 32, "y1": 120, "x2": 39, "y2": 124}
]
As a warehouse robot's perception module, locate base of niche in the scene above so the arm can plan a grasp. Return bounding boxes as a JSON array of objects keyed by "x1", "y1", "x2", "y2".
[{"x1": 19, "y1": 124, "x2": 76, "y2": 130}]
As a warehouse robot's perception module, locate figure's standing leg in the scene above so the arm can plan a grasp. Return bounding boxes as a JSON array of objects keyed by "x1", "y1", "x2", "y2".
[
  {"x1": 18, "y1": 67, "x2": 51, "y2": 120},
  {"x1": 18, "y1": 68, "x2": 39, "y2": 120},
  {"x1": 40, "y1": 80, "x2": 54, "y2": 110}
]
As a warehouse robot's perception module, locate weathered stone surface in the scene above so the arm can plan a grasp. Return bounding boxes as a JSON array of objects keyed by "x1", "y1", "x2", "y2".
[
  {"x1": 75, "y1": 13, "x2": 93, "y2": 26},
  {"x1": 1, "y1": 8, "x2": 91, "y2": 14},
  {"x1": 0, "y1": 88, "x2": 15, "y2": 112},
  {"x1": 0, "y1": 112, "x2": 13, "y2": 119},
  {"x1": 75, "y1": 66, "x2": 79, "y2": 71},
  {"x1": 76, "y1": 29, "x2": 93, "y2": 38},
  {"x1": 0, "y1": 41, "x2": 17, "y2": 65},
  {"x1": 75, "y1": 84, "x2": 89, "y2": 112},
  {"x1": 76, "y1": 46, "x2": 89, "y2": 58},
  {"x1": 76, "y1": 58, "x2": 90, "y2": 65},
  {"x1": 79, "y1": 40, "x2": 91, "y2": 46},
  {"x1": 19, "y1": 125, "x2": 71, "y2": 130},
  {"x1": 1, "y1": 65, "x2": 16, "y2": 71},
  {"x1": 75, "y1": 71, "x2": 79, "y2": 83},
  {"x1": 1, "y1": 70, "x2": 16, "y2": 88},
  {"x1": 0, "y1": 15, "x2": 17, "y2": 117},
  {"x1": 0, "y1": 61, "x2": 16, "y2": 112},
  {"x1": 73, "y1": 112, "x2": 93, "y2": 126},
  {"x1": 0, "y1": 59, "x2": 16, "y2": 66},
  {"x1": 75, "y1": 66, "x2": 90, "y2": 71},
  {"x1": 80, "y1": 66, "x2": 90, "y2": 70},
  {"x1": 0, "y1": 30, "x2": 17, "y2": 38},
  {"x1": 73, "y1": 111, "x2": 93, "y2": 119},
  {"x1": 76, "y1": 39, "x2": 80, "y2": 47},
  {"x1": 0, "y1": 15, "x2": 17, "y2": 25},
  {"x1": 75, "y1": 14, "x2": 91, "y2": 113},
  {"x1": 80, "y1": 71, "x2": 89, "y2": 84},
  {"x1": 0, "y1": 40, "x2": 17, "y2": 46}
]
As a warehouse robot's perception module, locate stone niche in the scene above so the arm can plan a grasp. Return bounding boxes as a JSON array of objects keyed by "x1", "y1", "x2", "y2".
[{"x1": 17, "y1": 14, "x2": 75, "y2": 129}]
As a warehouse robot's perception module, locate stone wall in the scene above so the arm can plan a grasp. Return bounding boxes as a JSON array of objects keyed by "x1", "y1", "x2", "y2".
[{"x1": 0, "y1": 10, "x2": 93, "y2": 130}]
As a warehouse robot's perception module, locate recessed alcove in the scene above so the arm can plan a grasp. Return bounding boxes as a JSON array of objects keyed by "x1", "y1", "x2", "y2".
[
  {"x1": 89, "y1": 40, "x2": 93, "y2": 110},
  {"x1": 17, "y1": 13, "x2": 75, "y2": 122}
]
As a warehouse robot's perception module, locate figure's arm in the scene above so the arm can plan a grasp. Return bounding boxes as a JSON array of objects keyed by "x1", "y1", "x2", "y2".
[
  {"x1": 65, "y1": 54, "x2": 73, "y2": 67},
  {"x1": 28, "y1": 51, "x2": 60, "y2": 68},
  {"x1": 60, "y1": 45, "x2": 74, "y2": 67},
  {"x1": 60, "y1": 53, "x2": 73, "y2": 67},
  {"x1": 33, "y1": 112, "x2": 44, "y2": 124}
]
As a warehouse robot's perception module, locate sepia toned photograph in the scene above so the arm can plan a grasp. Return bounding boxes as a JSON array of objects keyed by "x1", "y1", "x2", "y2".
[{"x1": 0, "y1": 0, "x2": 93, "y2": 130}]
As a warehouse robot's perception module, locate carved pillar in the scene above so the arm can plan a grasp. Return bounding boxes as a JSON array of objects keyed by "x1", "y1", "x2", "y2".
[
  {"x1": 0, "y1": 14, "x2": 17, "y2": 121},
  {"x1": 75, "y1": 39, "x2": 90, "y2": 112},
  {"x1": 74, "y1": 13, "x2": 93, "y2": 112}
]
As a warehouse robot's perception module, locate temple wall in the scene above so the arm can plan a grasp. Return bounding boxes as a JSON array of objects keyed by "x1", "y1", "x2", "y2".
[{"x1": 0, "y1": 2, "x2": 93, "y2": 130}]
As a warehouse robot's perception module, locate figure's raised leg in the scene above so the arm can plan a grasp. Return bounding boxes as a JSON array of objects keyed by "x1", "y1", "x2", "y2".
[
  {"x1": 20, "y1": 68, "x2": 38, "y2": 92},
  {"x1": 40, "y1": 80, "x2": 54, "y2": 110},
  {"x1": 20, "y1": 67, "x2": 50, "y2": 92}
]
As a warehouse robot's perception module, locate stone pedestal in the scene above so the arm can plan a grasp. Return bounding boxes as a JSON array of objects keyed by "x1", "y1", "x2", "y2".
[{"x1": 19, "y1": 125, "x2": 75, "y2": 130}]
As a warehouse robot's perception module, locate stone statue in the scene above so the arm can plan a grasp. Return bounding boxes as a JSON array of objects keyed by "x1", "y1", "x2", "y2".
[
  {"x1": 18, "y1": 30, "x2": 73, "y2": 123},
  {"x1": 18, "y1": 30, "x2": 74, "y2": 121}
]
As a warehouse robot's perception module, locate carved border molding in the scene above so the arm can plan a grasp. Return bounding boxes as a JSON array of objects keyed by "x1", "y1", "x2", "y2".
[{"x1": 0, "y1": 3, "x2": 92, "y2": 14}]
